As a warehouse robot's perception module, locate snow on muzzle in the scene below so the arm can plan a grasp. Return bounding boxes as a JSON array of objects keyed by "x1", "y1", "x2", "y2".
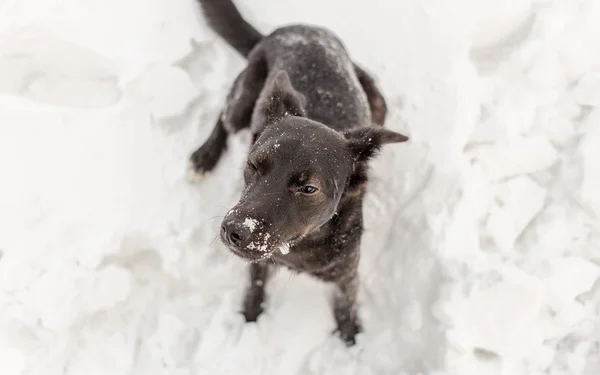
[{"x1": 220, "y1": 211, "x2": 288, "y2": 260}]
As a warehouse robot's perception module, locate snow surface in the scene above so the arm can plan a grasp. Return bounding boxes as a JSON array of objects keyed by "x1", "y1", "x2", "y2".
[{"x1": 1, "y1": 0, "x2": 599, "y2": 374}]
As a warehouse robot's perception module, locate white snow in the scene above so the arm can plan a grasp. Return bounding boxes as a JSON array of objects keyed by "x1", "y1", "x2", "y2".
[
  {"x1": 484, "y1": 176, "x2": 547, "y2": 252},
  {"x1": 243, "y1": 217, "x2": 258, "y2": 233},
  {"x1": 247, "y1": 235, "x2": 271, "y2": 254},
  {"x1": 467, "y1": 137, "x2": 559, "y2": 181},
  {"x1": 1, "y1": 0, "x2": 599, "y2": 374},
  {"x1": 278, "y1": 242, "x2": 291, "y2": 255}
]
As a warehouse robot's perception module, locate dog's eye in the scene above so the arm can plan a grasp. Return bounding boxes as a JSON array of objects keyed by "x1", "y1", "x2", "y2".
[
  {"x1": 247, "y1": 160, "x2": 258, "y2": 172},
  {"x1": 298, "y1": 185, "x2": 319, "y2": 194}
]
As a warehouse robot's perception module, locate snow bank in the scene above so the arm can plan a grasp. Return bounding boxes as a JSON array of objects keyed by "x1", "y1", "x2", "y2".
[{"x1": 1, "y1": 0, "x2": 599, "y2": 374}]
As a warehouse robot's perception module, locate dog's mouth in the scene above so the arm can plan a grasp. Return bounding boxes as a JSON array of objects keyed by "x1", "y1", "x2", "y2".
[
  {"x1": 218, "y1": 210, "x2": 311, "y2": 262},
  {"x1": 219, "y1": 228, "x2": 274, "y2": 262},
  {"x1": 220, "y1": 232, "x2": 294, "y2": 263}
]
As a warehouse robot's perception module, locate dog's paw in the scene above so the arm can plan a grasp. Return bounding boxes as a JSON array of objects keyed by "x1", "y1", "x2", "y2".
[
  {"x1": 186, "y1": 142, "x2": 222, "y2": 182},
  {"x1": 242, "y1": 290, "x2": 265, "y2": 323},
  {"x1": 185, "y1": 158, "x2": 206, "y2": 183},
  {"x1": 334, "y1": 316, "x2": 362, "y2": 347},
  {"x1": 242, "y1": 307, "x2": 263, "y2": 323},
  {"x1": 242, "y1": 299, "x2": 264, "y2": 323}
]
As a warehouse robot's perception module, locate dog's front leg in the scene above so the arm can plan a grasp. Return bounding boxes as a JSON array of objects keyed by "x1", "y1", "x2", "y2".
[
  {"x1": 242, "y1": 262, "x2": 271, "y2": 322},
  {"x1": 188, "y1": 114, "x2": 228, "y2": 179},
  {"x1": 333, "y1": 272, "x2": 362, "y2": 346},
  {"x1": 188, "y1": 50, "x2": 267, "y2": 178}
]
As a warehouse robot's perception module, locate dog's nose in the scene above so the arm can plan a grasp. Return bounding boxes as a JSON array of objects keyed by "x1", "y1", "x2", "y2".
[{"x1": 221, "y1": 220, "x2": 251, "y2": 248}]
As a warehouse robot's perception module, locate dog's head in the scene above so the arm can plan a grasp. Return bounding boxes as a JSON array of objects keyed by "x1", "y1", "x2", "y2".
[{"x1": 220, "y1": 71, "x2": 408, "y2": 262}]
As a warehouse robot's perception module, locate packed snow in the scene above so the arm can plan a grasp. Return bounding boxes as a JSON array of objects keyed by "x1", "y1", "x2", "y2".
[{"x1": 1, "y1": 0, "x2": 599, "y2": 374}]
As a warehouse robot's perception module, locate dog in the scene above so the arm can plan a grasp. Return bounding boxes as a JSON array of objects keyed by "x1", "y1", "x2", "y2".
[{"x1": 188, "y1": 0, "x2": 409, "y2": 346}]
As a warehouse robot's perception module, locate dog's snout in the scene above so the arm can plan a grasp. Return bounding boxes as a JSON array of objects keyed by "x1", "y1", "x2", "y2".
[{"x1": 221, "y1": 220, "x2": 251, "y2": 248}]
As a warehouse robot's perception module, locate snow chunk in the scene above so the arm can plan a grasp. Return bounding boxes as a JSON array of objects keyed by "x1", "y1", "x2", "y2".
[
  {"x1": 66, "y1": 332, "x2": 133, "y2": 375},
  {"x1": 403, "y1": 300, "x2": 423, "y2": 331},
  {"x1": 0, "y1": 344, "x2": 26, "y2": 375},
  {"x1": 449, "y1": 266, "x2": 546, "y2": 358},
  {"x1": 278, "y1": 242, "x2": 290, "y2": 255},
  {"x1": 579, "y1": 109, "x2": 600, "y2": 217},
  {"x1": 572, "y1": 72, "x2": 600, "y2": 107},
  {"x1": 469, "y1": 137, "x2": 558, "y2": 181},
  {"x1": 485, "y1": 176, "x2": 546, "y2": 251},
  {"x1": 0, "y1": 28, "x2": 121, "y2": 108},
  {"x1": 84, "y1": 265, "x2": 133, "y2": 312},
  {"x1": 451, "y1": 257, "x2": 599, "y2": 358},
  {"x1": 243, "y1": 218, "x2": 258, "y2": 233},
  {"x1": 125, "y1": 64, "x2": 198, "y2": 120},
  {"x1": 469, "y1": 0, "x2": 533, "y2": 49},
  {"x1": 543, "y1": 256, "x2": 600, "y2": 312},
  {"x1": 247, "y1": 233, "x2": 271, "y2": 252}
]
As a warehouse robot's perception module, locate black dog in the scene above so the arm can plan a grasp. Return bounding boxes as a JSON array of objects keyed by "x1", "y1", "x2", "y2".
[{"x1": 188, "y1": 0, "x2": 408, "y2": 346}]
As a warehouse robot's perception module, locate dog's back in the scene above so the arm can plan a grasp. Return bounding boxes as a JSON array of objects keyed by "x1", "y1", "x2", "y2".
[
  {"x1": 261, "y1": 26, "x2": 371, "y2": 130},
  {"x1": 196, "y1": 0, "x2": 371, "y2": 131}
]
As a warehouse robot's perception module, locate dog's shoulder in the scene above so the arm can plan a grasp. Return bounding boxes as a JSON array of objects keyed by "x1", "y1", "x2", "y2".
[
  {"x1": 252, "y1": 25, "x2": 370, "y2": 131},
  {"x1": 259, "y1": 24, "x2": 350, "y2": 66}
]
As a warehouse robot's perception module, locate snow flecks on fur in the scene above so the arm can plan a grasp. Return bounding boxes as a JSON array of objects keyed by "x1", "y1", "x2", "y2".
[
  {"x1": 247, "y1": 232, "x2": 271, "y2": 252},
  {"x1": 274, "y1": 33, "x2": 309, "y2": 47},
  {"x1": 243, "y1": 217, "x2": 258, "y2": 233},
  {"x1": 278, "y1": 242, "x2": 290, "y2": 255}
]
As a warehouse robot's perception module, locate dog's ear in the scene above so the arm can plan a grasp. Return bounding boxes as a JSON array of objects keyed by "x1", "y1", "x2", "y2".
[
  {"x1": 344, "y1": 126, "x2": 409, "y2": 162},
  {"x1": 257, "y1": 70, "x2": 307, "y2": 126}
]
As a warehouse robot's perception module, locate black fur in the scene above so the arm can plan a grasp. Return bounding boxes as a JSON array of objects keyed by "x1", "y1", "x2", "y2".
[
  {"x1": 196, "y1": 0, "x2": 262, "y2": 57},
  {"x1": 189, "y1": 0, "x2": 408, "y2": 346}
]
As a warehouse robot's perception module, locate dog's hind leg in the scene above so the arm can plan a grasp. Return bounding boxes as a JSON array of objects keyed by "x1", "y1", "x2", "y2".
[
  {"x1": 187, "y1": 50, "x2": 267, "y2": 180},
  {"x1": 354, "y1": 63, "x2": 388, "y2": 126}
]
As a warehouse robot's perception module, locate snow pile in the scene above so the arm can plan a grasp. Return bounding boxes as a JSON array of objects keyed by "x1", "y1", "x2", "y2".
[{"x1": 1, "y1": 0, "x2": 599, "y2": 374}]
